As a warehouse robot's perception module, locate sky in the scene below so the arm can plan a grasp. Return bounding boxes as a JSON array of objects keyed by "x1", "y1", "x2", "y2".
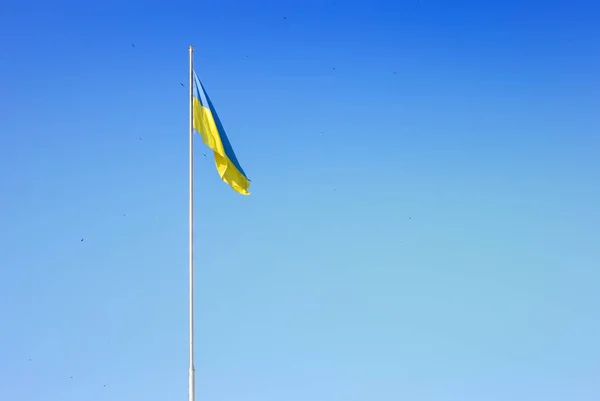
[{"x1": 0, "y1": 0, "x2": 599, "y2": 400}]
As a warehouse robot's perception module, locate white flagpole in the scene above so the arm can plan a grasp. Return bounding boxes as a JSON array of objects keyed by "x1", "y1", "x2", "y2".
[{"x1": 188, "y1": 44, "x2": 196, "y2": 401}]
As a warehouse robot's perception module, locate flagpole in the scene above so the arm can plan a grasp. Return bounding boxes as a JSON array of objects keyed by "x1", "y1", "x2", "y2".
[{"x1": 188, "y1": 44, "x2": 196, "y2": 401}]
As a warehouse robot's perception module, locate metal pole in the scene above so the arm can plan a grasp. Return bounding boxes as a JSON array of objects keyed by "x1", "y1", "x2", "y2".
[{"x1": 188, "y1": 44, "x2": 196, "y2": 401}]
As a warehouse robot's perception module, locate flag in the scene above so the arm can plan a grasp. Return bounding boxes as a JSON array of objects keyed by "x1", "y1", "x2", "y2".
[{"x1": 192, "y1": 71, "x2": 251, "y2": 195}]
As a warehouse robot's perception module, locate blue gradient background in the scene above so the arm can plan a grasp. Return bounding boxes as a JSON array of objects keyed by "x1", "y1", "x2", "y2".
[{"x1": 1, "y1": 1, "x2": 599, "y2": 400}]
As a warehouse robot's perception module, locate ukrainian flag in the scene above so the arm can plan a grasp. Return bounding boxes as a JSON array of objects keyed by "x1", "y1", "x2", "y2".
[{"x1": 193, "y1": 71, "x2": 251, "y2": 195}]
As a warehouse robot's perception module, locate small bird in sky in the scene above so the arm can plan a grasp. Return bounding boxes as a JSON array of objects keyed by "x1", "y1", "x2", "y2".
[
  {"x1": 131, "y1": 44, "x2": 135, "y2": 48},
  {"x1": 80, "y1": 238, "x2": 84, "y2": 242},
  {"x1": 284, "y1": 16, "x2": 287, "y2": 20},
  {"x1": 180, "y1": 82, "x2": 184, "y2": 87},
  {"x1": 138, "y1": 137, "x2": 143, "y2": 140}
]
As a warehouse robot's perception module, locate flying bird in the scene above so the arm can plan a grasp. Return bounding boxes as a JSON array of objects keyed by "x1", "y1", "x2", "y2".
[
  {"x1": 80, "y1": 239, "x2": 84, "y2": 242},
  {"x1": 131, "y1": 44, "x2": 135, "y2": 48},
  {"x1": 284, "y1": 16, "x2": 287, "y2": 20},
  {"x1": 180, "y1": 82, "x2": 184, "y2": 87}
]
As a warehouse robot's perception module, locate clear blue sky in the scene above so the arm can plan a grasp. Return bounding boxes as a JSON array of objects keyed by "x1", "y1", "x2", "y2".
[{"x1": 1, "y1": 0, "x2": 599, "y2": 400}]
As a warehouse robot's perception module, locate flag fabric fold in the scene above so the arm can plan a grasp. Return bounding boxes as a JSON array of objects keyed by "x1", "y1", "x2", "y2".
[{"x1": 192, "y1": 71, "x2": 251, "y2": 195}]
